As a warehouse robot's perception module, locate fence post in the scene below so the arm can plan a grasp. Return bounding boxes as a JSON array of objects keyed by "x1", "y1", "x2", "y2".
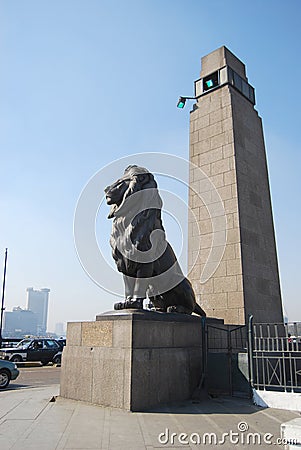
[
  {"x1": 247, "y1": 315, "x2": 254, "y2": 391},
  {"x1": 201, "y1": 316, "x2": 207, "y2": 387}
]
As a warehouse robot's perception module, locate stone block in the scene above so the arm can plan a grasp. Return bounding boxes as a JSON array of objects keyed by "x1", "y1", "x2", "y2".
[
  {"x1": 200, "y1": 163, "x2": 211, "y2": 176},
  {"x1": 113, "y1": 320, "x2": 132, "y2": 348},
  {"x1": 196, "y1": 96, "x2": 211, "y2": 117},
  {"x1": 66, "y1": 322, "x2": 82, "y2": 346},
  {"x1": 132, "y1": 320, "x2": 174, "y2": 348},
  {"x1": 227, "y1": 292, "x2": 244, "y2": 308},
  {"x1": 172, "y1": 322, "x2": 202, "y2": 348},
  {"x1": 231, "y1": 184, "x2": 238, "y2": 198},
  {"x1": 210, "y1": 173, "x2": 224, "y2": 188},
  {"x1": 221, "y1": 91, "x2": 232, "y2": 107},
  {"x1": 209, "y1": 109, "x2": 223, "y2": 124},
  {"x1": 222, "y1": 105, "x2": 232, "y2": 119},
  {"x1": 195, "y1": 247, "x2": 210, "y2": 264},
  {"x1": 200, "y1": 122, "x2": 222, "y2": 140},
  {"x1": 238, "y1": 308, "x2": 245, "y2": 324},
  {"x1": 226, "y1": 213, "x2": 235, "y2": 230},
  {"x1": 191, "y1": 206, "x2": 200, "y2": 221},
  {"x1": 236, "y1": 275, "x2": 244, "y2": 292},
  {"x1": 200, "y1": 278, "x2": 214, "y2": 294},
  {"x1": 91, "y1": 347, "x2": 130, "y2": 409},
  {"x1": 202, "y1": 293, "x2": 227, "y2": 309},
  {"x1": 190, "y1": 154, "x2": 198, "y2": 166},
  {"x1": 188, "y1": 264, "x2": 201, "y2": 280},
  {"x1": 193, "y1": 139, "x2": 211, "y2": 154},
  {"x1": 200, "y1": 233, "x2": 213, "y2": 249},
  {"x1": 218, "y1": 185, "x2": 233, "y2": 201},
  {"x1": 223, "y1": 143, "x2": 234, "y2": 158},
  {"x1": 191, "y1": 220, "x2": 201, "y2": 236},
  {"x1": 210, "y1": 133, "x2": 228, "y2": 150},
  {"x1": 199, "y1": 189, "x2": 212, "y2": 204},
  {"x1": 227, "y1": 228, "x2": 240, "y2": 244},
  {"x1": 195, "y1": 114, "x2": 210, "y2": 130},
  {"x1": 60, "y1": 346, "x2": 93, "y2": 403},
  {"x1": 192, "y1": 166, "x2": 207, "y2": 182},
  {"x1": 211, "y1": 215, "x2": 227, "y2": 232},
  {"x1": 223, "y1": 243, "x2": 236, "y2": 260},
  {"x1": 198, "y1": 245, "x2": 222, "y2": 263},
  {"x1": 203, "y1": 201, "x2": 225, "y2": 218},
  {"x1": 222, "y1": 117, "x2": 233, "y2": 132},
  {"x1": 214, "y1": 276, "x2": 238, "y2": 293},
  {"x1": 222, "y1": 308, "x2": 239, "y2": 324},
  {"x1": 210, "y1": 94, "x2": 222, "y2": 110},
  {"x1": 211, "y1": 308, "x2": 229, "y2": 322},
  {"x1": 223, "y1": 169, "x2": 236, "y2": 185},
  {"x1": 190, "y1": 131, "x2": 199, "y2": 145},
  {"x1": 198, "y1": 218, "x2": 212, "y2": 234},
  {"x1": 199, "y1": 147, "x2": 223, "y2": 165},
  {"x1": 81, "y1": 321, "x2": 113, "y2": 347},
  {"x1": 211, "y1": 157, "x2": 231, "y2": 175},
  {"x1": 226, "y1": 258, "x2": 242, "y2": 276},
  {"x1": 212, "y1": 260, "x2": 227, "y2": 277},
  {"x1": 61, "y1": 311, "x2": 204, "y2": 411},
  {"x1": 225, "y1": 197, "x2": 238, "y2": 214}
]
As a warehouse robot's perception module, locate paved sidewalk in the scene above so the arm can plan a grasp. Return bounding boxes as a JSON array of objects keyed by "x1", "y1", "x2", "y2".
[{"x1": 0, "y1": 384, "x2": 299, "y2": 449}]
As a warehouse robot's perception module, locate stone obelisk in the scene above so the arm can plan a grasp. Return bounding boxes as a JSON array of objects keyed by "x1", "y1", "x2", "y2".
[{"x1": 188, "y1": 46, "x2": 283, "y2": 325}]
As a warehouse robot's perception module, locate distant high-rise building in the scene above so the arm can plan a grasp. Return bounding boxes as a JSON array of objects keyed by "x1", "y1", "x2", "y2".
[
  {"x1": 54, "y1": 322, "x2": 65, "y2": 337},
  {"x1": 3, "y1": 307, "x2": 38, "y2": 337},
  {"x1": 26, "y1": 288, "x2": 50, "y2": 335}
]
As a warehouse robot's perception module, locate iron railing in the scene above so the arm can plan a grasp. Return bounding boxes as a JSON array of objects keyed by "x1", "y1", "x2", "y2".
[{"x1": 249, "y1": 317, "x2": 301, "y2": 392}]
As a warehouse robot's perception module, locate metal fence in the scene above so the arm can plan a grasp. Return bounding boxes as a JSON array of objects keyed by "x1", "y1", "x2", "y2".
[
  {"x1": 248, "y1": 317, "x2": 301, "y2": 392},
  {"x1": 205, "y1": 321, "x2": 250, "y2": 397}
]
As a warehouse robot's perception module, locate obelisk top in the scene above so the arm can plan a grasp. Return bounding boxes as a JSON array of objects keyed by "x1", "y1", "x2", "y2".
[{"x1": 200, "y1": 46, "x2": 247, "y2": 81}]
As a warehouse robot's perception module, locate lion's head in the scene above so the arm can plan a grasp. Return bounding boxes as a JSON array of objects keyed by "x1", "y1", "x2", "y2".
[
  {"x1": 105, "y1": 165, "x2": 162, "y2": 217},
  {"x1": 105, "y1": 164, "x2": 165, "y2": 257}
]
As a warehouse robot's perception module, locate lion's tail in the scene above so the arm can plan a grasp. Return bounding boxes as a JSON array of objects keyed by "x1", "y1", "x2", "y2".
[{"x1": 194, "y1": 303, "x2": 206, "y2": 317}]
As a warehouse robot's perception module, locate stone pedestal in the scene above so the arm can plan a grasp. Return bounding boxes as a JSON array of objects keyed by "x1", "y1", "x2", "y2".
[{"x1": 60, "y1": 310, "x2": 204, "y2": 411}]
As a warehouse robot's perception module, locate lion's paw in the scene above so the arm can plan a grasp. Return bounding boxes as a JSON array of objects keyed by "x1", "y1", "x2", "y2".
[{"x1": 167, "y1": 305, "x2": 192, "y2": 314}]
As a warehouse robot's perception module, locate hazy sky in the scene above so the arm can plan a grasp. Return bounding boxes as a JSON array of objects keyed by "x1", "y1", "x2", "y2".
[{"x1": 0, "y1": 0, "x2": 300, "y2": 332}]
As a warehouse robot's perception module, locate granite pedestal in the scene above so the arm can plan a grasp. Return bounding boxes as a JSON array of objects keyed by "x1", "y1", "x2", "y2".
[{"x1": 60, "y1": 310, "x2": 204, "y2": 411}]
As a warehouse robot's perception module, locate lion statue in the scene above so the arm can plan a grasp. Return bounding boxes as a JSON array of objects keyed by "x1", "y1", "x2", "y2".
[{"x1": 104, "y1": 165, "x2": 206, "y2": 316}]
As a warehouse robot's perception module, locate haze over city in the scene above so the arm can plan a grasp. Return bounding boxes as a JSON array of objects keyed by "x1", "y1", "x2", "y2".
[{"x1": 0, "y1": 0, "x2": 300, "y2": 332}]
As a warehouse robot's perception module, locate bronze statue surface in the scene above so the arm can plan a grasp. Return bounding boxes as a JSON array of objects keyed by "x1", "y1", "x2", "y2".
[{"x1": 105, "y1": 165, "x2": 205, "y2": 316}]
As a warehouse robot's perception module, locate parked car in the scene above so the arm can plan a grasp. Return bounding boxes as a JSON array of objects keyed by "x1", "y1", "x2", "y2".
[
  {"x1": 52, "y1": 351, "x2": 62, "y2": 365},
  {"x1": 0, "y1": 338, "x2": 61, "y2": 365},
  {"x1": 0, "y1": 359, "x2": 19, "y2": 388},
  {"x1": 52, "y1": 339, "x2": 66, "y2": 365},
  {"x1": 56, "y1": 338, "x2": 66, "y2": 348}
]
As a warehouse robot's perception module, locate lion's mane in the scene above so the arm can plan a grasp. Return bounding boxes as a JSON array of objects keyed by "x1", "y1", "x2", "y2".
[{"x1": 108, "y1": 166, "x2": 165, "y2": 276}]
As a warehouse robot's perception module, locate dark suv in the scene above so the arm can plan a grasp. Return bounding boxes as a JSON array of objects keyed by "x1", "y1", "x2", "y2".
[
  {"x1": 0, "y1": 338, "x2": 61, "y2": 365},
  {"x1": 52, "y1": 339, "x2": 66, "y2": 365}
]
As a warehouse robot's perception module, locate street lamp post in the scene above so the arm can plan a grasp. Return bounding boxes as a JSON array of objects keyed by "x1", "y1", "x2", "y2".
[
  {"x1": 0, "y1": 248, "x2": 8, "y2": 349},
  {"x1": 177, "y1": 96, "x2": 196, "y2": 109}
]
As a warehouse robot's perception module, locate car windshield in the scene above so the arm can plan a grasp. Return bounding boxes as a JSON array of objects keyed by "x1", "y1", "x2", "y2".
[{"x1": 15, "y1": 339, "x2": 32, "y2": 349}]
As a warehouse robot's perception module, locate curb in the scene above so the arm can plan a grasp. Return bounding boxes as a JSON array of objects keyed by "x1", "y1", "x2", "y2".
[{"x1": 16, "y1": 362, "x2": 51, "y2": 368}]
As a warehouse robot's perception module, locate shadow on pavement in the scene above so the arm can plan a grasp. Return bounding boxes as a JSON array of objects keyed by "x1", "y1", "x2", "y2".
[{"x1": 146, "y1": 396, "x2": 262, "y2": 415}]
